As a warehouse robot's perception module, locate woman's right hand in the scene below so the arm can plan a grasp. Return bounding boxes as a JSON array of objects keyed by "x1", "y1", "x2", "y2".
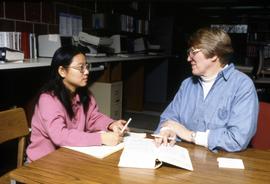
[
  {"x1": 100, "y1": 132, "x2": 123, "y2": 146},
  {"x1": 154, "y1": 128, "x2": 177, "y2": 147}
]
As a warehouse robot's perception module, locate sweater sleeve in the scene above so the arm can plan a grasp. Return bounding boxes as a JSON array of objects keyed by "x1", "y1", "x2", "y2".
[{"x1": 37, "y1": 94, "x2": 105, "y2": 147}]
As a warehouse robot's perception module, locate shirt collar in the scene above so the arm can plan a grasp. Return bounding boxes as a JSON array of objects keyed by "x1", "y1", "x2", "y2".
[
  {"x1": 193, "y1": 63, "x2": 235, "y2": 83},
  {"x1": 218, "y1": 63, "x2": 235, "y2": 81}
]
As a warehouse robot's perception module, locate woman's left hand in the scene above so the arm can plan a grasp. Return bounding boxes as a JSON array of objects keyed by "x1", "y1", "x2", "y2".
[{"x1": 108, "y1": 120, "x2": 128, "y2": 135}]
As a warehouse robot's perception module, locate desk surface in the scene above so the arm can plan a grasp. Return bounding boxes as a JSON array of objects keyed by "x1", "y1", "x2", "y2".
[{"x1": 10, "y1": 142, "x2": 270, "y2": 184}]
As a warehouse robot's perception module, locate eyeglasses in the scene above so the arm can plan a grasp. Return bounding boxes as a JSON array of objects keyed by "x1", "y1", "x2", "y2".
[
  {"x1": 67, "y1": 63, "x2": 90, "y2": 73},
  {"x1": 187, "y1": 48, "x2": 202, "y2": 58}
]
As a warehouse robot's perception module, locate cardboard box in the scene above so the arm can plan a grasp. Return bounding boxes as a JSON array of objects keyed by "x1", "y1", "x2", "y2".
[{"x1": 89, "y1": 81, "x2": 122, "y2": 120}]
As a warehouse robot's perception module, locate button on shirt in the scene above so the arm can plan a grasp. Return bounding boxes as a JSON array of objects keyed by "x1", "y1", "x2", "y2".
[{"x1": 156, "y1": 63, "x2": 259, "y2": 152}]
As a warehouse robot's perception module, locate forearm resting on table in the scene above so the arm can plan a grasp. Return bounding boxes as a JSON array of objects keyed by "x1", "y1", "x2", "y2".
[{"x1": 161, "y1": 122, "x2": 209, "y2": 147}]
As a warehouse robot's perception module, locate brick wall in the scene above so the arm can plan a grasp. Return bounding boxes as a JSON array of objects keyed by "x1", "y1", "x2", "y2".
[{"x1": 0, "y1": 0, "x2": 94, "y2": 34}]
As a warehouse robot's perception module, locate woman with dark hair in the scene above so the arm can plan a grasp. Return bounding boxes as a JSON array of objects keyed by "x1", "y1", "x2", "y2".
[{"x1": 27, "y1": 46, "x2": 126, "y2": 161}]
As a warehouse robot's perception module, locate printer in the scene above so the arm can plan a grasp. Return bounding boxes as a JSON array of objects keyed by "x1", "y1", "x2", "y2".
[
  {"x1": 38, "y1": 34, "x2": 72, "y2": 57},
  {"x1": 78, "y1": 32, "x2": 113, "y2": 55}
]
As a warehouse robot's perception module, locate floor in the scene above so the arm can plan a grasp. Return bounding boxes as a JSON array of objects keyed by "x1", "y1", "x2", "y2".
[{"x1": 123, "y1": 110, "x2": 161, "y2": 133}]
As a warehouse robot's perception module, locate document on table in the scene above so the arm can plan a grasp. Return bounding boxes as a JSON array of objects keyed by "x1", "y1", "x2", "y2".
[
  {"x1": 64, "y1": 143, "x2": 124, "y2": 159},
  {"x1": 118, "y1": 138, "x2": 193, "y2": 171},
  {"x1": 63, "y1": 131, "x2": 146, "y2": 159},
  {"x1": 217, "y1": 157, "x2": 245, "y2": 169}
]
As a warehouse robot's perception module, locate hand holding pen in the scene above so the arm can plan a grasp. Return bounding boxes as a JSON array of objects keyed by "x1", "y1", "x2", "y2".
[
  {"x1": 102, "y1": 118, "x2": 131, "y2": 146},
  {"x1": 121, "y1": 118, "x2": 132, "y2": 134},
  {"x1": 153, "y1": 127, "x2": 176, "y2": 147},
  {"x1": 108, "y1": 118, "x2": 132, "y2": 135}
]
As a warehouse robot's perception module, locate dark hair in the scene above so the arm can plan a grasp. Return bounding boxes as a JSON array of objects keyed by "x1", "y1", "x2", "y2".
[{"x1": 36, "y1": 45, "x2": 90, "y2": 119}]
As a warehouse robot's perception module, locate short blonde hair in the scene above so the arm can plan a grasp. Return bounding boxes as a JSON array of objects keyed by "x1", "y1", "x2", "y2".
[{"x1": 188, "y1": 27, "x2": 234, "y2": 64}]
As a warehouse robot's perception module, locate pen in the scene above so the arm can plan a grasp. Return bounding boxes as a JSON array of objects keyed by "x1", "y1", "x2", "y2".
[
  {"x1": 121, "y1": 118, "x2": 132, "y2": 133},
  {"x1": 151, "y1": 134, "x2": 175, "y2": 141}
]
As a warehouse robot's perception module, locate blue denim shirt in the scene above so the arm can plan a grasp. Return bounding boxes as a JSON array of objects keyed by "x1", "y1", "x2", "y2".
[{"x1": 156, "y1": 63, "x2": 259, "y2": 152}]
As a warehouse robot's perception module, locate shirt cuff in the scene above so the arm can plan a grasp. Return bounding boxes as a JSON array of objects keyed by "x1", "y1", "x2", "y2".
[{"x1": 194, "y1": 130, "x2": 210, "y2": 147}]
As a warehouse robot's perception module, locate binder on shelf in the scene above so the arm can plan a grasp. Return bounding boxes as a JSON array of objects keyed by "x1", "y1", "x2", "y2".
[
  {"x1": 21, "y1": 32, "x2": 30, "y2": 59},
  {"x1": 0, "y1": 47, "x2": 24, "y2": 63},
  {"x1": 0, "y1": 32, "x2": 21, "y2": 50}
]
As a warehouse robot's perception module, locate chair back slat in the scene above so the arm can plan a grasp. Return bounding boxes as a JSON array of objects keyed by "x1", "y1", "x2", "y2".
[
  {"x1": 0, "y1": 107, "x2": 30, "y2": 183},
  {"x1": 0, "y1": 108, "x2": 29, "y2": 144}
]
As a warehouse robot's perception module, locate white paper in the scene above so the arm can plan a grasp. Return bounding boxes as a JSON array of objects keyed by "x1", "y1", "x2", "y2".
[
  {"x1": 217, "y1": 157, "x2": 245, "y2": 169},
  {"x1": 63, "y1": 131, "x2": 145, "y2": 159},
  {"x1": 64, "y1": 142, "x2": 124, "y2": 159},
  {"x1": 119, "y1": 138, "x2": 193, "y2": 171},
  {"x1": 157, "y1": 145, "x2": 193, "y2": 171},
  {"x1": 118, "y1": 140, "x2": 157, "y2": 169},
  {"x1": 123, "y1": 132, "x2": 146, "y2": 142}
]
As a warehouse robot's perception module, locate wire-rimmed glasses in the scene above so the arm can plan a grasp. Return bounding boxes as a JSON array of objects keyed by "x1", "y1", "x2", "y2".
[
  {"x1": 187, "y1": 48, "x2": 202, "y2": 58},
  {"x1": 67, "y1": 63, "x2": 90, "y2": 73}
]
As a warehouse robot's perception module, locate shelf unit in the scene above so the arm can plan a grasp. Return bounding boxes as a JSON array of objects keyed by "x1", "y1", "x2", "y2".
[{"x1": 0, "y1": 55, "x2": 169, "y2": 70}]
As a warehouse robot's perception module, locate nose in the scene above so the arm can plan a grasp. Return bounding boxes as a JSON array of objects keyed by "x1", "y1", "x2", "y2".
[
  {"x1": 187, "y1": 55, "x2": 192, "y2": 62},
  {"x1": 84, "y1": 68, "x2": 89, "y2": 75}
]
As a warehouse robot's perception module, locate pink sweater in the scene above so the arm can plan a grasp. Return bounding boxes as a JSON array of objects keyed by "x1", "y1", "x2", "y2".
[{"x1": 26, "y1": 93, "x2": 114, "y2": 161}]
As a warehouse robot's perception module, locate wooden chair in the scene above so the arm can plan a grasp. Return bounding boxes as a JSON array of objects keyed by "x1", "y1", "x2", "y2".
[
  {"x1": 251, "y1": 102, "x2": 270, "y2": 149},
  {"x1": 0, "y1": 108, "x2": 30, "y2": 184}
]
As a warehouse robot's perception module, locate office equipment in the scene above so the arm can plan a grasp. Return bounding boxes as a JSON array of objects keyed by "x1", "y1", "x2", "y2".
[
  {"x1": 38, "y1": 34, "x2": 61, "y2": 57},
  {"x1": 38, "y1": 34, "x2": 72, "y2": 58},
  {"x1": 78, "y1": 32, "x2": 113, "y2": 54},
  {"x1": 134, "y1": 37, "x2": 146, "y2": 53},
  {"x1": 109, "y1": 34, "x2": 128, "y2": 53},
  {"x1": 89, "y1": 81, "x2": 122, "y2": 120},
  {"x1": 86, "y1": 53, "x2": 106, "y2": 57},
  {"x1": 9, "y1": 140, "x2": 270, "y2": 184},
  {"x1": 121, "y1": 118, "x2": 132, "y2": 133},
  {"x1": 0, "y1": 47, "x2": 24, "y2": 63},
  {"x1": 63, "y1": 143, "x2": 124, "y2": 159},
  {"x1": 0, "y1": 108, "x2": 29, "y2": 184},
  {"x1": 79, "y1": 32, "x2": 112, "y2": 46},
  {"x1": 118, "y1": 138, "x2": 193, "y2": 170},
  {"x1": 147, "y1": 41, "x2": 163, "y2": 55}
]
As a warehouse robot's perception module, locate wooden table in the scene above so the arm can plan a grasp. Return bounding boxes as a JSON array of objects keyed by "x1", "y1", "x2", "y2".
[{"x1": 10, "y1": 142, "x2": 270, "y2": 184}]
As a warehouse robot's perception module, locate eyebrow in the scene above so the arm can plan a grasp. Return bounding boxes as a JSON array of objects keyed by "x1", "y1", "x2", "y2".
[{"x1": 71, "y1": 63, "x2": 87, "y2": 66}]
